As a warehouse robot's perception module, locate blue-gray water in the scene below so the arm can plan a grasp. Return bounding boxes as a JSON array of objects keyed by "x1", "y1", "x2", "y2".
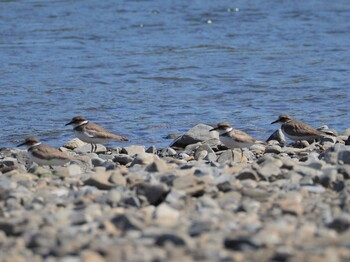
[{"x1": 1, "y1": 0, "x2": 349, "y2": 148}]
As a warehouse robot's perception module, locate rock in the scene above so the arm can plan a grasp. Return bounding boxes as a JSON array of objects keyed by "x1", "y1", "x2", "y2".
[
  {"x1": 123, "y1": 145, "x2": 145, "y2": 156},
  {"x1": 2, "y1": 157, "x2": 18, "y2": 166},
  {"x1": 276, "y1": 192, "x2": 303, "y2": 216},
  {"x1": 172, "y1": 175, "x2": 206, "y2": 197},
  {"x1": 224, "y1": 236, "x2": 259, "y2": 251},
  {"x1": 109, "y1": 172, "x2": 127, "y2": 186},
  {"x1": 328, "y1": 214, "x2": 350, "y2": 233},
  {"x1": 113, "y1": 154, "x2": 133, "y2": 165},
  {"x1": 106, "y1": 189, "x2": 122, "y2": 206},
  {"x1": 217, "y1": 150, "x2": 242, "y2": 164},
  {"x1": 67, "y1": 164, "x2": 82, "y2": 176},
  {"x1": 91, "y1": 156, "x2": 106, "y2": 167},
  {"x1": 81, "y1": 250, "x2": 105, "y2": 262},
  {"x1": 75, "y1": 144, "x2": 106, "y2": 154},
  {"x1": 146, "y1": 145, "x2": 157, "y2": 154},
  {"x1": 155, "y1": 234, "x2": 186, "y2": 246},
  {"x1": 159, "y1": 147, "x2": 177, "y2": 157},
  {"x1": 267, "y1": 129, "x2": 286, "y2": 145},
  {"x1": 130, "y1": 153, "x2": 155, "y2": 166},
  {"x1": 0, "y1": 176, "x2": 17, "y2": 199},
  {"x1": 145, "y1": 158, "x2": 169, "y2": 173},
  {"x1": 64, "y1": 138, "x2": 86, "y2": 150},
  {"x1": 135, "y1": 182, "x2": 169, "y2": 205},
  {"x1": 84, "y1": 171, "x2": 114, "y2": 190},
  {"x1": 110, "y1": 214, "x2": 143, "y2": 231},
  {"x1": 236, "y1": 169, "x2": 259, "y2": 181},
  {"x1": 170, "y1": 124, "x2": 220, "y2": 148},
  {"x1": 153, "y1": 203, "x2": 180, "y2": 226},
  {"x1": 265, "y1": 145, "x2": 282, "y2": 154}
]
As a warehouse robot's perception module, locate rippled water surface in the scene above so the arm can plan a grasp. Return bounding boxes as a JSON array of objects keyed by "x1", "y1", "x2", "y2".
[{"x1": 1, "y1": 0, "x2": 349, "y2": 148}]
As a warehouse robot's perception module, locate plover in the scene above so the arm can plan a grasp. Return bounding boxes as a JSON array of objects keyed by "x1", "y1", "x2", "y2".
[
  {"x1": 271, "y1": 114, "x2": 326, "y2": 142},
  {"x1": 210, "y1": 122, "x2": 258, "y2": 160},
  {"x1": 65, "y1": 116, "x2": 128, "y2": 152},
  {"x1": 17, "y1": 136, "x2": 71, "y2": 166}
]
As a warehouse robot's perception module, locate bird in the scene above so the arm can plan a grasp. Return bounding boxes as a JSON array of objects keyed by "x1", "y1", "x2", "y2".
[
  {"x1": 271, "y1": 114, "x2": 328, "y2": 142},
  {"x1": 210, "y1": 122, "x2": 259, "y2": 160},
  {"x1": 17, "y1": 136, "x2": 71, "y2": 166},
  {"x1": 65, "y1": 116, "x2": 128, "y2": 152}
]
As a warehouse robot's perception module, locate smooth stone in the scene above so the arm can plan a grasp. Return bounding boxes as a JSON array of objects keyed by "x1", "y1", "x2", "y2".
[
  {"x1": 106, "y1": 189, "x2": 122, "y2": 206},
  {"x1": 236, "y1": 169, "x2": 259, "y2": 181},
  {"x1": 67, "y1": 164, "x2": 82, "y2": 176},
  {"x1": 2, "y1": 157, "x2": 18, "y2": 166},
  {"x1": 110, "y1": 214, "x2": 143, "y2": 231},
  {"x1": 250, "y1": 144, "x2": 266, "y2": 155},
  {"x1": 301, "y1": 185, "x2": 326, "y2": 193},
  {"x1": 265, "y1": 145, "x2": 282, "y2": 154},
  {"x1": 109, "y1": 172, "x2": 126, "y2": 186},
  {"x1": 146, "y1": 145, "x2": 157, "y2": 154},
  {"x1": 159, "y1": 147, "x2": 177, "y2": 157},
  {"x1": 165, "y1": 189, "x2": 187, "y2": 209},
  {"x1": 267, "y1": 129, "x2": 286, "y2": 145},
  {"x1": 83, "y1": 171, "x2": 114, "y2": 190},
  {"x1": 113, "y1": 154, "x2": 133, "y2": 165},
  {"x1": 91, "y1": 156, "x2": 106, "y2": 167},
  {"x1": 123, "y1": 145, "x2": 146, "y2": 156},
  {"x1": 276, "y1": 192, "x2": 303, "y2": 216},
  {"x1": 75, "y1": 144, "x2": 106, "y2": 154},
  {"x1": 135, "y1": 182, "x2": 169, "y2": 205},
  {"x1": 328, "y1": 213, "x2": 350, "y2": 233},
  {"x1": 130, "y1": 153, "x2": 155, "y2": 166},
  {"x1": 145, "y1": 158, "x2": 169, "y2": 173},
  {"x1": 217, "y1": 150, "x2": 241, "y2": 164},
  {"x1": 155, "y1": 233, "x2": 186, "y2": 247},
  {"x1": 153, "y1": 203, "x2": 180, "y2": 226},
  {"x1": 64, "y1": 138, "x2": 86, "y2": 150},
  {"x1": 170, "y1": 124, "x2": 220, "y2": 148},
  {"x1": 0, "y1": 176, "x2": 17, "y2": 198},
  {"x1": 172, "y1": 175, "x2": 206, "y2": 197},
  {"x1": 194, "y1": 150, "x2": 207, "y2": 161}
]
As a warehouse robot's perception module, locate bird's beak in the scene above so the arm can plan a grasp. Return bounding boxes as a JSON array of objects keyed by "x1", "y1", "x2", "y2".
[
  {"x1": 17, "y1": 142, "x2": 26, "y2": 147},
  {"x1": 209, "y1": 127, "x2": 218, "y2": 132},
  {"x1": 65, "y1": 121, "x2": 73, "y2": 126},
  {"x1": 271, "y1": 119, "x2": 279, "y2": 124}
]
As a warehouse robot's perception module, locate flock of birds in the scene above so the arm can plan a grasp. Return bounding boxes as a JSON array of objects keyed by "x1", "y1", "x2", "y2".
[{"x1": 16, "y1": 114, "x2": 335, "y2": 167}]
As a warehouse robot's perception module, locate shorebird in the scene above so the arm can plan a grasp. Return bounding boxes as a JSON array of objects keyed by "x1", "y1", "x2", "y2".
[
  {"x1": 210, "y1": 122, "x2": 258, "y2": 160},
  {"x1": 271, "y1": 114, "x2": 327, "y2": 142},
  {"x1": 65, "y1": 116, "x2": 128, "y2": 152},
  {"x1": 17, "y1": 136, "x2": 71, "y2": 166}
]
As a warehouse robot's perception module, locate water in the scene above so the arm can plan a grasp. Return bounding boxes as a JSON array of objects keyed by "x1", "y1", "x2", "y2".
[{"x1": 1, "y1": 0, "x2": 349, "y2": 148}]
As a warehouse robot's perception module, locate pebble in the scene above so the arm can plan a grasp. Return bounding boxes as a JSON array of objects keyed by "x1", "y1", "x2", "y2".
[{"x1": 1, "y1": 123, "x2": 350, "y2": 262}]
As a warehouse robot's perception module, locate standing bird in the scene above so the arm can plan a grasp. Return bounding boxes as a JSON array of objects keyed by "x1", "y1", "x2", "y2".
[
  {"x1": 65, "y1": 116, "x2": 128, "y2": 152},
  {"x1": 210, "y1": 122, "x2": 258, "y2": 160},
  {"x1": 17, "y1": 136, "x2": 71, "y2": 166},
  {"x1": 271, "y1": 114, "x2": 327, "y2": 142}
]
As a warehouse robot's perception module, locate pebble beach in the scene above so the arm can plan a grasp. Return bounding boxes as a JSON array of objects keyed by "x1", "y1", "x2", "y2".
[{"x1": 1, "y1": 124, "x2": 350, "y2": 262}]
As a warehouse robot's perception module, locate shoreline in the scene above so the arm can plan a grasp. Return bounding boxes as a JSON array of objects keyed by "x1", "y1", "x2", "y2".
[{"x1": 1, "y1": 124, "x2": 350, "y2": 261}]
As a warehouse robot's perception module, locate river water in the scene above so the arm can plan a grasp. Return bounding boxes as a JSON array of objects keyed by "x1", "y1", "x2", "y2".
[{"x1": 1, "y1": 0, "x2": 349, "y2": 148}]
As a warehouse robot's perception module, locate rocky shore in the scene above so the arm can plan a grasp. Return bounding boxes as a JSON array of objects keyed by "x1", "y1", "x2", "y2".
[{"x1": 1, "y1": 124, "x2": 350, "y2": 262}]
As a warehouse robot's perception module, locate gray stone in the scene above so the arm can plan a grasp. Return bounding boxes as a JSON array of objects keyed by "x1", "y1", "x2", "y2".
[
  {"x1": 64, "y1": 138, "x2": 86, "y2": 150},
  {"x1": 2, "y1": 157, "x2": 18, "y2": 166},
  {"x1": 153, "y1": 203, "x2": 180, "y2": 226},
  {"x1": 110, "y1": 214, "x2": 143, "y2": 231},
  {"x1": 146, "y1": 145, "x2": 157, "y2": 154},
  {"x1": 67, "y1": 164, "x2": 82, "y2": 176},
  {"x1": 170, "y1": 124, "x2": 220, "y2": 148},
  {"x1": 173, "y1": 175, "x2": 206, "y2": 197},
  {"x1": 91, "y1": 156, "x2": 106, "y2": 167},
  {"x1": 236, "y1": 169, "x2": 259, "y2": 181},
  {"x1": 328, "y1": 213, "x2": 350, "y2": 233},
  {"x1": 106, "y1": 189, "x2": 122, "y2": 206},
  {"x1": 217, "y1": 150, "x2": 241, "y2": 164},
  {"x1": 113, "y1": 154, "x2": 133, "y2": 165},
  {"x1": 123, "y1": 145, "x2": 145, "y2": 156},
  {"x1": 130, "y1": 153, "x2": 155, "y2": 166},
  {"x1": 267, "y1": 129, "x2": 286, "y2": 145},
  {"x1": 0, "y1": 176, "x2": 17, "y2": 199},
  {"x1": 265, "y1": 145, "x2": 282, "y2": 154},
  {"x1": 135, "y1": 182, "x2": 169, "y2": 205},
  {"x1": 145, "y1": 158, "x2": 169, "y2": 173},
  {"x1": 155, "y1": 234, "x2": 186, "y2": 246},
  {"x1": 159, "y1": 147, "x2": 177, "y2": 157},
  {"x1": 84, "y1": 171, "x2": 114, "y2": 190},
  {"x1": 74, "y1": 144, "x2": 106, "y2": 154},
  {"x1": 109, "y1": 172, "x2": 126, "y2": 186}
]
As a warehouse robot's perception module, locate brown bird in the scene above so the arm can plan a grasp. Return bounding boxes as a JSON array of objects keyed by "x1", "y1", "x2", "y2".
[
  {"x1": 271, "y1": 114, "x2": 327, "y2": 142},
  {"x1": 17, "y1": 136, "x2": 71, "y2": 166},
  {"x1": 65, "y1": 116, "x2": 128, "y2": 152}
]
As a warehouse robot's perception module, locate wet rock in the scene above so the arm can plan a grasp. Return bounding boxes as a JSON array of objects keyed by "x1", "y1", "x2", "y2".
[{"x1": 170, "y1": 124, "x2": 220, "y2": 148}]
